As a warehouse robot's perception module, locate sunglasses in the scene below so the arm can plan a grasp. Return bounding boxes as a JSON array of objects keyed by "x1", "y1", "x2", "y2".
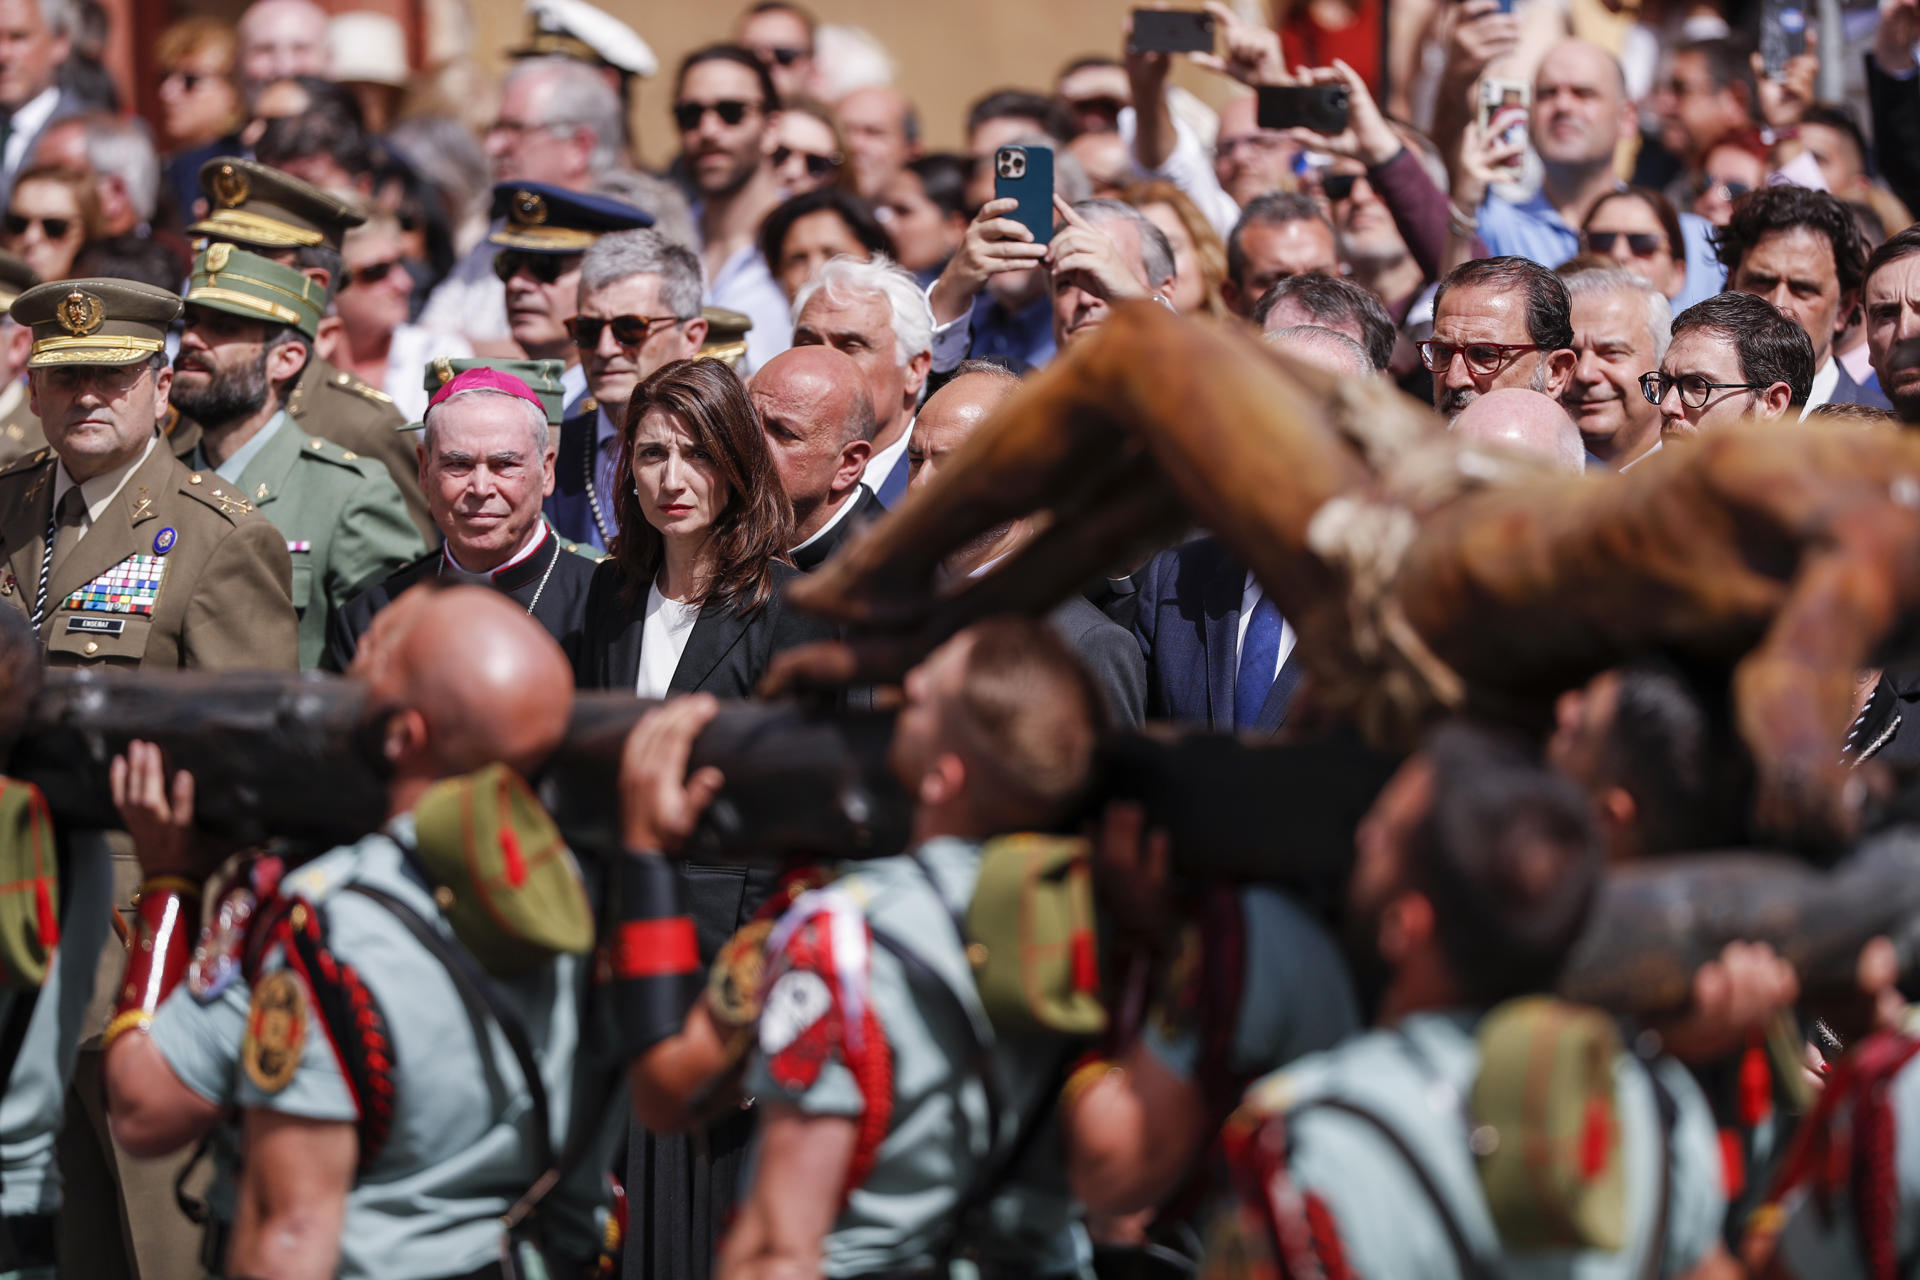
[
  {"x1": 163, "y1": 70, "x2": 212, "y2": 91},
  {"x1": 673, "y1": 99, "x2": 761, "y2": 131},
  {"x1": 1067, "y1": 95, "x2": 1127, "y2": 119},
  {"x1": 1584, "y1": 230, "x2": 1666, "y2": 256},
  {"x1": 1322, "y1": 173, "x2": 1363, "y2": 202},
  {"x1": 5, "y1": 214, "x2": 72, "y2": 238},
  {"x1": 1700, "y1": 176, "x2": 1753, "y2": 201},
  {"x1": 758, "y1": 45, "x2": 808, "y2": 66},
  {"x1": 773, "y1": 145, "x2": 841, "y2": 178},
  {"x1": 345, "y1": 259, "x2": 405, "y2": 289},
  {"x1": 492, "y1": 251, "x2": 576, "y2": 284},
  {"x1": 566, "y1": 313, "x2": 687, "y2": 348}
]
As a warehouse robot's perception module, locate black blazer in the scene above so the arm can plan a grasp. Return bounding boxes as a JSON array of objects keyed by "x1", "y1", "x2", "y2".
[{"x1": 573, "y1": 557, "x2": 837, "y2": 699}]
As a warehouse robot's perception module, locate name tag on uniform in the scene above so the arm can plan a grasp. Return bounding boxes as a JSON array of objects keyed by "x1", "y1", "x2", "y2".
[{"x1": 65, "y1": 616, "x2": 125, "y2": 636}]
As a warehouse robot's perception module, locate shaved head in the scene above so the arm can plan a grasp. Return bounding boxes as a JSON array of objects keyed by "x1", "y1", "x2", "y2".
[
  {"x1": 751, "y1": 345, "x2": 878, "y2": 543},
  {"x1": 353, "y1": 586, "x2": 573, "y2": 785},
  {"x1": 1451, "y1": 388, "x2": 1586, "y2": 473},
  {"x1": 909, "y1": 368, "x2": 1024, "y2": 571}
]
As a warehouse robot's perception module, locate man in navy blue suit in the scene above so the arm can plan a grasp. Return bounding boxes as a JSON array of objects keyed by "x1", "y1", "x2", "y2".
[{"x1": 1133, "y1": 324, "x2": 1380, "y2": 734}]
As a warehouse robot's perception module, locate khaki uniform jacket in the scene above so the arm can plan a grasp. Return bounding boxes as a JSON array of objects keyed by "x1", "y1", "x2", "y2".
[
  {"x1": 232, "y1": 420, "x2": 427, "y2": 668},
  {"x1": 0, "y1": 382, "x2": 44, "y2": 469},
  {"x1": 286, "y1": 356, "x2": 433, "y2": 544},
  {"x1": 0, "y1": 441, "x2": 297, "y2": 669}
]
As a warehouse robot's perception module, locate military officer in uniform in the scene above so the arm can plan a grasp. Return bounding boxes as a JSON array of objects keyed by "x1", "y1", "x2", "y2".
[
  {"x1": 0, "y1": 252, "x2": 44, "y2": 466},
  {"x1": 173, "y1": 243, "x2": 424, "y2": 668},
  {"x1": 0, "y1": 278, "x2": 297, "y2": 670},
  {"x1": 324, "y1": 361, "x2": 600, "y2": 671},
  {"x1": 184, "y1": 157, "x2": 436, "y2": 544}
]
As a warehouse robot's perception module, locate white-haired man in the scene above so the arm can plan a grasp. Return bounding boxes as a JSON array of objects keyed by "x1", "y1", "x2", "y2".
[
  {"x1": 547, "y1": 227, "x2": 709, "y2": 551},
  {"x1": 793, "y1": 253, "x2": 932, "y2": 506},
  {"x1": 329, "y1": 366, "x2": 598, "y2": 668},
  {"x1": 1561, "y1": 266, "x2": 1672, "y2": 470}
]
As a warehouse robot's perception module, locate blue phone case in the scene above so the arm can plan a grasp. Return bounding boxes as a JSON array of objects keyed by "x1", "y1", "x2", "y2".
[{"x1": 995, "y1": 145, "x2": 1055, "y2": 247}]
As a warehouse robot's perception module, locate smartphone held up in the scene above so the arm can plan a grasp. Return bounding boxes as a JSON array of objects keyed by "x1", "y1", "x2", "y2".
[
  {"x1": 1128, "y1": 8, "x2": 1217, "y2": 55},
  {"x1": 995, "y1": 145, "x2": 1055, "y2": 247}
]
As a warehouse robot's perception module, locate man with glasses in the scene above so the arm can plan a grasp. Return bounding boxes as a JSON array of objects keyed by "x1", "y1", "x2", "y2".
[
  {"x1": 1650, "y1": 40, "x2": 1757, "y2": 203},
  {"x1": 1718, "y1": 184, "x2": 1892, "y2": 414},
  {"x1": 546, "y1": 228, "x2": 707, "y2": 552},
  {"x1": 0, "y1": 277, "x2": 296, "y2": 669},
  {"x1": 417, "y1": 57, "x2": 628, "y2": 353},
  {"x1": 675, "y1": 44, "x2": 791, "y2": 375},
  {"x1": 735, "y1": 1, "x2": 815, "y2": 104},
  {"x1": 1423, "y1": 256, "x2": 1577, "y2": 421},
  {"x1": 1643, "y1": 291, "x2": 1813, "y2": 442},
  {"x1": 486, "y1": 180, "x2": 653, "y2": 428}
]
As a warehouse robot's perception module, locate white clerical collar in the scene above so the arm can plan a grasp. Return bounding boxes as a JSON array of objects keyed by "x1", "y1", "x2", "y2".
[
  {"x1": 789, "y1": 483, "x2": 868, "y2": 556},
  {"x1": 441, "y1": 519, "x2": 550, "y2": 580},
  {"x1": 1801, "y1": 357, "x2": 1840, "y2": 418}
]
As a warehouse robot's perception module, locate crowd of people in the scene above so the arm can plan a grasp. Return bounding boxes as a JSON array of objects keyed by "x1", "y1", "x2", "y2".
[{"x1": 2, "y1": 0, "x2": 1920, "y2": 1275}]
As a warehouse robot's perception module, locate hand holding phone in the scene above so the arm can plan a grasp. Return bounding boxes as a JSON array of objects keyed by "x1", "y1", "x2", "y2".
[
  {"x1": 994, "y1": 145, "x2": 1056, "y2": 247},
  {"x1": 1258, "y1": 84, "x2": 1352, "y2": 134},
  {"x1": 1128, "y1": 8, "x2": 1217, "y2": 55}
]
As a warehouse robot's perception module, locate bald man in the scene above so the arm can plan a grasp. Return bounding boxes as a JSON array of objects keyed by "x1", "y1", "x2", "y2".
[
  {"x1": 1451, "y1": 387, "x2": 1587, "y2": 473},
  {"x1": 105, "y1": 586, "x2": 602, "y2": 1279},
  {"x1": 750, "y1": 346, "x2": 882, "y2": 572},
  {"x1": 910, "y1": 360, "x2": 1145, "y2": 725}
]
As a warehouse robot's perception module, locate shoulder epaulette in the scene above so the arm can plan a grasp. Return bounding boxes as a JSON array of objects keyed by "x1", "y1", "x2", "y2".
[
  {"x1": 329, "y1": 370, "x2": 393, "y2": 405},
  {"x1": 0, "y1": 447, "x2": 50, "y2": 478},
  {"x1": 179, "y1": 472, "x2": 257, "y2": 522},
  {"x1": 299, "y1": 434, "x2": 373, "y2": 470}
]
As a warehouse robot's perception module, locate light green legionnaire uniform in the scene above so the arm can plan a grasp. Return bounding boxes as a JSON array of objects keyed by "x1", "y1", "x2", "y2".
[
  {"x1": 745, "y1": 837, "x2": 1094, "y2": 1279},
  {"x1": 0, "y1": 279, "x2": 297, "y2": 670},
  {"x1": 232, "y1": 768, "x2": 615, "y2": 1280},
  {"x1": 181, "y1": 245, "x2": 425, "y2": 667},
  {"x1": 0, "y1": 253, "x2": 45, "y2": 468},
  {"x1": 185, "y1": 157, "x2": 436, "y2": 544},
  {"x1": 1213, "y1": 1011, "x2": 1727, "y2": 1280}
]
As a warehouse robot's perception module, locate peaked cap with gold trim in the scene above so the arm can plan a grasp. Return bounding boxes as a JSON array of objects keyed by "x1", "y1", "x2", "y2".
[
  {"x1": 12, "y1": 279, "x2": 181, "y2": 367},
  {"x1": 190, "y1": 157, "x2": 368, "y2": 253},
  {"x1": 487, "y1": 181, "x2": 652, "y2": 254},
  {"x1": 186, "y1": 243, "x2": 327, "y2": 339}
]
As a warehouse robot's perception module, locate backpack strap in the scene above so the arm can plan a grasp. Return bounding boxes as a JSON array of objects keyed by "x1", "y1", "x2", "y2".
[
  {"x1": 1638, "y1": 1054, "x2": 1677, "y2": 1280},
  {"x1": 342, "y1": 883, "x2": 554, "y2": 1177}
]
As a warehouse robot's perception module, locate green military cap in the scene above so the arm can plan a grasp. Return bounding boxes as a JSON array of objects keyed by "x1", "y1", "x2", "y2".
[
  {"x1": 0, "y1": 252, "x2": 41, "y2": 312},
  {"x1": 409, "y1": 356, "x2": 568, "y2": 430},
  {"x1": 412, "y1": 764, "x2": 593, "y2": 977},
  {"x1": 185, "y1": 242, "x2": 326, "y2": 339},
  {"x1": 697, "y1": 306, "x2": 752, "y2": 369},
  {"x1": 189, "y1": 157, "x2": 367, "y2": 252},
  {"x1": 12, "y1": 278, "x2": 181, "y2": 367}
]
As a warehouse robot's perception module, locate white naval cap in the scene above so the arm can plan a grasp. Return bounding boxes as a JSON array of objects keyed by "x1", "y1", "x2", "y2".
[{"x1": 513, "y1": 0, "x2": 658, "y2": 78}]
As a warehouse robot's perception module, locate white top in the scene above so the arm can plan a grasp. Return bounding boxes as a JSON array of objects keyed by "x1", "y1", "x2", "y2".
[
  {"x1": 3, "y1": 87, "x2": 60, "y2": 188},
  {"x1": 637, "y1": 579, "x2": 700, "y2": 698},
  {"x1": 1237, "y1": 571, "x2": 1297, "y2": 683},
  {"x1": 1801, "y1": 357, "x2": 1840, "y2": 418},
  {"x1": 416, "y1": 238, "x2": 512, "y2": 346},
  {"x1": 384, "y1": 324, "x2": 475, "y2": 422},
  {"x1": 51, "y1": 433, "x2": 158, "y2": 539},
  {"x1": 861, "y1": 424, "x2": 911, "y2": 497},
  {"x1": 790, "y1": 481, "x2": 870, "y2": 556}
]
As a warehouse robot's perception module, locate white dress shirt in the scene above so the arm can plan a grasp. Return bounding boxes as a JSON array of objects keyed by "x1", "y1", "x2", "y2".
[
  {"x1": 50, "y1": 433, "x2": 158, "y2": 541},
  {"x1": 1236, "y1": 572, "x2": 1297, "y2": 684},
  {"x1": 637, "y1": 580, "x2": 700, "y2": 698}
]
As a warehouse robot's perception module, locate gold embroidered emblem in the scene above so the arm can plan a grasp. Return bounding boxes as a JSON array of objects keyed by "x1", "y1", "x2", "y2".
[
  {"x1": 205, "y1": 242, "x2": 232, "y2": 272},
  {"x1": 434, "y1": 356, "x2": 454, "y2": 386},
  {"x1": 242, "y1": 970, "x2": 305, "y2": 1093},
  {"x1": 212, "y1": 492, "x2": 253, "y2": 516},
  {"x1": 129, "y1": 488, "x2": 152, "y2": 522},
  {"x1": 211, "y1": 164, "x2": 249, "y2": 208},
  {"x1": 56, "y1": 291, "x2": 103, "y2": 336},
  {"x1": 513, "y1": 189, "x2": 548, "y2": 225}
]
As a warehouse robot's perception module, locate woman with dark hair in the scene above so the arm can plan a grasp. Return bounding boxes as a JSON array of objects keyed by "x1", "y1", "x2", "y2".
[
  {"x1": 758, "y1": 186, "x2": 895, "y2": 301},
  {"x1": 4, "y1": 167, "x2": 102, "y2": 282},
  {"x1": 575, "y1": 356, "x2": 831, "y2": 695},
  {"x1": 576, "y1": 356, "x2": 835, "y2": 1280},
  {"x1": 1581, "y1": 186, "x2": 1688, "y2": 300},
  {"x1": 876, "y1": 152, "x2": 971, "y2": 283}
]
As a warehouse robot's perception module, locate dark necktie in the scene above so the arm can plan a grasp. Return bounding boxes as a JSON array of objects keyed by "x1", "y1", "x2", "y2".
[
  {"x1": 1235, "y1": 593, "x2": 1284, "y2": 731},
  {"x1": 32, "y1": 485, "x2": 84, "y2": 632}
]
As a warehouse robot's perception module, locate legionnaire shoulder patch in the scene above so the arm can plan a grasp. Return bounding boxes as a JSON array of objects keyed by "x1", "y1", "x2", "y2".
[
  {"x1": 244, "y1": 969, "x2": 307, "y2": 1092},
  {"x1": 760, "y1": 969, "x2": 835, "y2": 1092}
]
